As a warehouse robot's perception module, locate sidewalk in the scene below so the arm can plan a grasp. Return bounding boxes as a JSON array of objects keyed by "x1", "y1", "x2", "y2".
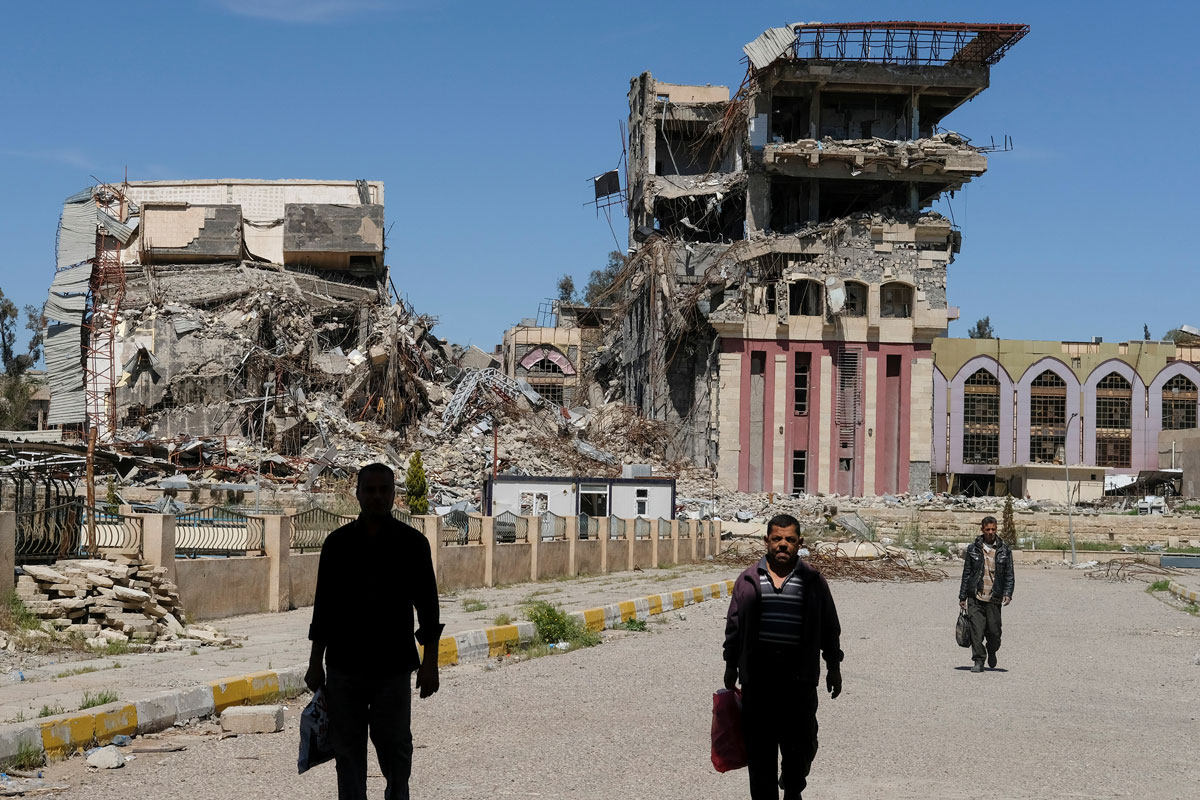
[{"x1": 0, "y1": 561, "x2": 740, "y2": 726}]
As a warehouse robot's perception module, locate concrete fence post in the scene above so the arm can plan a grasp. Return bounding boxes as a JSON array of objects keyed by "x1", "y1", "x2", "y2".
[
  {"x1": 478, "y1": 515, "x2": 494, "y2": 588},
  {"x1": 597, "y1": 517, "x2": 609, "y2": 574},
  {"x1": 687, "y1": 520, "x2": 698, "y2": 561},
  {"x1": 523, "y1": 515, "x2": 539, "y2": 581},
  {"x1": 566, "y1": 516, "x2": 578, "y2": 577},
  {"x1": 260, "y1": 514, "x2": 291, "y2": 612},
  {"x1": 419, "y1": 516, "x2": 439, "y2": 584},
  {"x1": 650, "y1": 521, "x2": 659, "y2": 570},
  {"x1": 139, "y1": 514, "x2": 176, "y2": 584},
  {"x1": 670, "y1": 520, "x2": 680, "y2": 565},
  {"x1": 625, "y1": 519, "x2": 635, "y2": 572},
  {"x1": 0, "y1": 511, "x2": 14, "y2": 597}
]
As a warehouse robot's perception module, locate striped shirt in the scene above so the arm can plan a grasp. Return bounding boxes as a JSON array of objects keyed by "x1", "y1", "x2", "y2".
[{"x1": 756, "y1": 564, "x2": 804, "y2": 658}]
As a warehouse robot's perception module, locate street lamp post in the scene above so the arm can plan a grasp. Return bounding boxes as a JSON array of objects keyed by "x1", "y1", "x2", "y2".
[{"x1": 1064, "y1": 411, "x2": 1079, "y2": 565}]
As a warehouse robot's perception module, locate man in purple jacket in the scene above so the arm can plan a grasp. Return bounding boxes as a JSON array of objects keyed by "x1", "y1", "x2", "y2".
[{"x1": 723, "y1": 513, "x2": 843, "y2": 800}]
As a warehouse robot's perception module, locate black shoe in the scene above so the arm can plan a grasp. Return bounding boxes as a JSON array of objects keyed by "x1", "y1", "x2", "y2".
[
  {"x1": 987, "y1": 652, "x2": 997, "y2": 669},
  {"x1": 971, "y1": 659, "x2": 984, "y2": 673}
]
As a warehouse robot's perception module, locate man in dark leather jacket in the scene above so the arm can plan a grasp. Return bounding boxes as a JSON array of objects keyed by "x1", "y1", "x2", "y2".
[{"x1": 958, "y1": 516, "x2": 1014, "y2": 672}]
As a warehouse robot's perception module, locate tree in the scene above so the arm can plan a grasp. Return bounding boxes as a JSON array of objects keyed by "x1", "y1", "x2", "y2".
[
  {"x1": 967, "y1": 316, "x2": 995, "y2": 339},
  {"x1": 583, "y1": 250, "x2": 626, "y2": 306},
  {"x1": 1143, "y1": 323, "x2": 1151, "y2": 341},
  {"x1": 1001, "y1": 495, "x2": 1018, "y2": 547},
  {"x1": 405, "y1": 450, "x2": 429, "y2": 515},
  {"x1": 0, "y1": 375, "x2": 35, "y2": 430},
  {"x1": 0, "y1": 289, "x2": 43, "y2": 378},
  {"x1": 556, "y1": 274, "x2": 577, "y2": 304}
]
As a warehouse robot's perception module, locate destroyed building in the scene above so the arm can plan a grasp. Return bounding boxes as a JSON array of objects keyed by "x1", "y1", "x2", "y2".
[
  {"x1": 502, "y1": 302, "x2": 611, "y2": 408},
  {"x1": 42, "y1": 179, "x2": 443, "y2": 478},
  {"x1": 611, "y1": 21, "x2": 1028, "y2": 496}
]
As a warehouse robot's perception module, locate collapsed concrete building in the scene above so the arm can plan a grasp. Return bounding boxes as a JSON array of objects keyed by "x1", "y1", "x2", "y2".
[
  {"x1": 610, "y1": 21, "x2": 1028, "y2": 496},
  {"x1": 501, "y1": 302, "x2": 612, "y2": 408},
  {"x1": 43, "y1": 179, "x2": 448, "y2": 478}
]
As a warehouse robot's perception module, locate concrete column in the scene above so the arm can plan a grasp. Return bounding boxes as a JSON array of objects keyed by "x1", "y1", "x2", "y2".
[
  {"x1": 0, "y1": 511, "x2": 14, "y2": 597},
  {"x1": 139, "y1": 514, "x2": 176, "y2": 584},
  {"x1": 597, "y1": 518, "x2": 610, "y2": 573},
  {"x1": 419, "y1": 515, "x2": 439, "y2": 583},
  {"x1": 650, "y1": 522, "x2": 659, "y2": 569},
  {"x1": 565, "y1": 516, "x2": 578, "y2": 577},
  {"x1": 670, "y1": 520, "x2": 680, "y2": 565},
  {"x1": 523, "y1": 515, "x2": 539, "y2": 581},
  {"x1": 625, "y1": 519, "x2": 635, "y2": 572},
  {"x1": 478, "y1": 514, "x2": 494, "y2": 588},
  {"x1": 259, "y1": 514, "x2": 291, "y2": 612},
  {"x1": 808, "y1": 87, "x2": 821, "y2": 139},
  {"x1": 689, "y1": 520, "x2": 699, "y2": 562}
]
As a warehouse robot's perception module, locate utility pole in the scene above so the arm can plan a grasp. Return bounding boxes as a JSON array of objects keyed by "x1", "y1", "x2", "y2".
[
  {"x1": 1064, "y1": 412, "x2": 1079, "y2": 565},
  {"x1": 255, "y1": 378, "x2": 274, "y2": 514},
  {"x1": 86, "y1": 426, "x2": 97, "y2": 555}
]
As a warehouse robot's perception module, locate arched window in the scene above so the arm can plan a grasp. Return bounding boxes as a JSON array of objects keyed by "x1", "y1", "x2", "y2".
[
  {"x1": 843, "y1": 281, "x2": 867, "y2": 317},
  {"x1": 1029, "y1": 371, "x2": 1067, "y2": 463},
  {"x1": 1095, "y1": 373, "x2": 1132, "y2": 467},
  {"x1": 788, "y1": 279, "x2": 822, "y2": 316},
  {"x1": 962, "y1": 369, "x2": 1000, "y2": 465},
  {"x1": 880, "y1": 282, "x2": 912, "y2": 318},
  {"x1": 527, "y1": 358, "x2": 564, "y2": 376},
  {"x1": 1163, "y1": 374, "x2": 1198, "y2": 430}
]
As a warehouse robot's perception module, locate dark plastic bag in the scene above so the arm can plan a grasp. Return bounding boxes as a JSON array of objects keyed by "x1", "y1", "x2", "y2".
[
  {"x1": 710, "y1": 688, "x2": 747, "y2": 773},
  {"x1": 955, "y1": 607, "x2": 971, "y2": 648},
  {"x1": 298, "y1": 688, "x2": 334, "y2": 774}
]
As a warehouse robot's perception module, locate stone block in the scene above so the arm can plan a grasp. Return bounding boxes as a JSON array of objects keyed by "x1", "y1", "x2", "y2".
[
  {"x1": 175, "y1": 685, "x2": 215, "y2": 723},
  {"x1": 220, "y1": 705, "x2": 284, "y2": 734}
]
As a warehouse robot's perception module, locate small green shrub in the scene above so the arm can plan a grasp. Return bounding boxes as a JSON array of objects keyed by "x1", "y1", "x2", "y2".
[
  {"x1": 524, "y1": 601, "x2": 600, "y2": 649},
  {"x1": 38, "y1": 704, "x2": 64, "y2": 718},
  {"x1": 2, "y1": 741, "x2": 43, "y2": 771},
  {"x1": 492, "y1": 613, "x2": 513, "y2": 626},
  {"x1": 0, "y1": 592, "x2": 41, "y2": 633},
  {"x1": 80, "y1": 689, "x2": 118, "y2": 709},
  {"x1": 619, "y1": 618, "x2": 648, "y2": 632},
  {"x1": 1147, "y1": 580, "x2": 1171, "y2": 593},
  {"x1": 55, "y1": 665, "x2": 99, "y2": 679},
  {"x1": 462, "y1": 598, "x2": 487, "y2": 613}
]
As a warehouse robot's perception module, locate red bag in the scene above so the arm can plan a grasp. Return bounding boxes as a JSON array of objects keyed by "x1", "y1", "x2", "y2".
[{"x1": 710, "y1": 688, "x2": 747, "y2": 772}]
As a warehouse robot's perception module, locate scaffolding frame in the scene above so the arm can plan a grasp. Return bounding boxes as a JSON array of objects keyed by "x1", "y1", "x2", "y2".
[
  {"x1": 82, "y1": 184, "x2": 128, "y2": 438},
  {"x1": 791, "y1": 21, "x2": 1030, "y2": 67}
]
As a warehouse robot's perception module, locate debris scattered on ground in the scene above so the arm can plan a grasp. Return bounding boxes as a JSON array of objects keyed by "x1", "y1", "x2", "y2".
[{"x1": 1085, "y1": 559, "x2": 1181, "y2": 582}]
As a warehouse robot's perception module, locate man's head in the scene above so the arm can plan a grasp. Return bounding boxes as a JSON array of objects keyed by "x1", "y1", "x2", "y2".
[
  {"x1": 765, "y1": 513, "x2": 802, "y2": 572},
  {"x1": 356, "y1": 463, "x2": 396, "y2": 519},
  {"x1": 980, "y1": 515, "x2": 998, "y2": 545}
]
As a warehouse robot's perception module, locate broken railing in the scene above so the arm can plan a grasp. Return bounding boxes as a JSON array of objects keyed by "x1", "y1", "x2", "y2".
[
  {"x1": 290, "y1": 507, "x2": 355, "y2": 553},
  {"x1": 174, "y1": 506, "x2": 265, "y2": 558}
]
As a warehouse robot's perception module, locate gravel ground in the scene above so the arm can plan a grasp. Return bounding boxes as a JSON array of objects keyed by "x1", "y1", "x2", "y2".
[{"x1": 21, "y1": 567, "x2": 1200, "y2": 799}]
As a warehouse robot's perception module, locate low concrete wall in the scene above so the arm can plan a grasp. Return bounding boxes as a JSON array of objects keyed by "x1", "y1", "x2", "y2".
[
  {"x1": 175, "y1": 556, "x2": 270, "y2": 620},
  {"x1": 608, "y1": 538, "x2": 629, "y2": 572},
  {"x1": 631, "y1": 539, "x2": 654, "y2": 569},
  {"x1": 438, "y1": 544, "x2": 485, "y2": 592},
  {"x1": 538, "y1": 540, "x2": 570, "y2": 577},
  {"x1": 289, "y1": 552, "x2": 320, "y2": 607},
  {"x1": 657, "y1": 537, "x2": 673, "y2": 566},
  {"x1": 1010, "y1": 549, "x2": 1161, "y2": 566},
  {"x1": 493, "y1": 542, "x2": 531, "y2": 586},
  {"x1": 854, "y1": 508, "x2": 1200, "y2": 545},
  {"x1": 576, "y1": 539, "x2": 602, "y2": 576}
]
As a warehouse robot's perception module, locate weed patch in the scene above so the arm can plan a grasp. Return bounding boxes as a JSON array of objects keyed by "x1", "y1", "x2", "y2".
[
  {"x1": 462, "y1": 598, "x2": 488, "y2": 613},
  {"x1": 80, "y1": 689, "x2": 118, "y2": 709},
  {"x1": 55, "y1": 665, "x2": 99, "y2": 679},
  {"x1": 38, "y1": 704, "x2": 64, "y2": 718},
  {"x1": 1147, "y1": 580, "x2": 1171, "y2": 593},
  {"x1": 492, "y1": 613, "x2": 513, "y2": 626},
  {"x1": 2, "y1": 741, "x2": 43, "y2": 771},
  {"x1": 0, "y1": 592, "x2": 41, "y2": 633},
  {"x1": 618, "y1": 618, "x2": 648, "y2": 632},
  {"x1": 524, "y1": 601, "x2": 601, "y2": 650}
]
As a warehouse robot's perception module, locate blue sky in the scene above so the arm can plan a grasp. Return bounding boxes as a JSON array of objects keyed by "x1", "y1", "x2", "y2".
[{"x1": 1, "y1": 1, "x2": 1197, "y2": 351}]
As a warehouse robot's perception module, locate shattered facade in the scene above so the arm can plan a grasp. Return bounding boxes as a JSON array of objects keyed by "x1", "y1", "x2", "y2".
[
  {"x1": 45, "y1": 179, "x2": 444, "y2": 478},
  {"x1": 502, "y1": 303, "x2": 611, "y2": 408},
  {"x1": 615, "y1": 21, "x2": 1028, "y2": 496}
]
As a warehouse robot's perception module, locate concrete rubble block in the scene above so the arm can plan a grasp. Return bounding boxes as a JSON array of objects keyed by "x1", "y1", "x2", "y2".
[
  {"x1": 162, "y1": 613, "x2": 185, "y2": 635},
  {"x1": 135, "y1": 691, "x2": 179, "y2": 734},
  {"x1": 184, "y1": 627, "x2": 232, "y2": 646},
  {"x1": 275, "y1": 665, "x2": 307, "y2": 696},
  {"x1": 86, "y1": 744, "x2": 125, "y2": 769},
  {"x1": 0, "y1": 723, "x2": 41, "y2": 763},
  {"x1": 175, "y1": 685, "x2": 216, "y2": 723},
  {"x1": 86, "y1": 573, "x2": 115, "y2": 588},
  {"x1": 112, "y1": 586, "x2": 151, "y2": 603},
  {"x1": 220, "y1": 705, "x2": 284, "y2": 734},
  {"x1": 22, "y1": 565, "x2": 69, "y2": 584}
]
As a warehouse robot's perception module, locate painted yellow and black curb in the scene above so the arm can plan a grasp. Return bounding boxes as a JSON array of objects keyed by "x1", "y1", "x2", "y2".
[
  {"x1": 1, "y1": 579, "x2": 736, "y2": 765},
  {"x1": 1167, "y1": 581, "x2": 1199, "y2": 605},
  {"x1": 418, "y1": 579, "x2": 736, "y2": 666}
]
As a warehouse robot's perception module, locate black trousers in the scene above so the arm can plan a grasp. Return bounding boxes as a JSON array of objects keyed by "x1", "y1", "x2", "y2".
[
  {"x1": 741, "y1": 681, "x2": 819, "y2": 800},
  {"x1": 966, "y1": 596, "x2": 1002, "y2": 662},
  {"x1": 325, "y1": 668, "x2": 413, "y2": 800}
]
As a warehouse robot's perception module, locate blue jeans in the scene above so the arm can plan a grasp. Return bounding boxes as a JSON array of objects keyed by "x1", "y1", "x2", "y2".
[{"x1": 325, "y1": 669, "x2": 412, "y2": 800}]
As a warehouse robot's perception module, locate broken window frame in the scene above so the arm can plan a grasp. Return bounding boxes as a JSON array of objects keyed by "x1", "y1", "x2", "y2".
[
  {"x1": 962, "y1": 368, "x2": 1000, "y2": 465},
  {"x1": 879, "y1": 282, "x2": 913, "y2": 319},
  {"x1": 1162, "y1": 374, "x2": 1198, "y2": 431},
  {"x1": 1095, "y1": 372, "x2": 1132, "y2": 468},
  {"x1": 843, "y1": 281, "x2": 868, "y2": 317},
  {"x1": 1029, "y1": 370, "x2": 1067, "y2": 464},
  {"x1": 788, "y1": 279, "x2": 823, "y2": 317},
  {"x1": 794, "y1": 355, "x2": 811, "y2": 416},
  {"x1": 792, "y1": 450, "x2": 807, "y2": 494}
]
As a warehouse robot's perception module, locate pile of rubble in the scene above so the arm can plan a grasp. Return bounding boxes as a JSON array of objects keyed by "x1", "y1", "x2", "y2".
[{"x1": 11, "y1": 560, "x2": 231, "y2": 652}]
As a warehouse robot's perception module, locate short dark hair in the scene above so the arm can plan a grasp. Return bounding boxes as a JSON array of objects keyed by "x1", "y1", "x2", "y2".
[
  {"x1": 356, "y1": 463, "x2": 395, "y2": 488},
  {"x1": 766, "y1": 513, "x2": 801, "y2": 536},
  {"x1": 981, "y1": 515, "x2": 998, "y2": 527}
]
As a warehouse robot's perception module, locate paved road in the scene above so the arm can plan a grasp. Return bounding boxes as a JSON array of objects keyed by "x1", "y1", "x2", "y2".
[{"x1": 24, "y1": 566, "x2": 1200, "y2": 799}]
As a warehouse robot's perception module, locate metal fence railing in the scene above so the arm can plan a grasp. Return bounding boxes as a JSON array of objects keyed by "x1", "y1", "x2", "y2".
[
  {"x1": 634, "y1": 517, "x2": 651, "y2": 539},
  {"x1": 678, "y1": 520, "x2": 692, "y2": 539},
  {"x1": 175, "y1": 506, "x2": 265, "y2": 558},
  {"x1": 657, "y1": 518, "x2": 673, "y2": 539},
  {"x1": 85, "y1": 505, "x2": 144, "y2": 556},
  {"x1": 578, "y1": 514, "x2": 599, "y2": 540},
  {"x1": 290, "y1": 507, "x2": 355, "y2": 552},
  {"x1": 440, "y1": 510, "x2": 478, "y2": 546},
  {"x1": 540, "y1": 511, "x2": 567, "y2": 541},
  {"x1": 609, "y1": 516, "x2": 625, "y2": 539},
  {"x1": 495, "y1": 511, "x2": 527, "y2": 543},
  {"x1": 393, "y1": 509, "x2": 415, "y2": 528},
  {"x1": 15, "y1": 500, "x2": 83, "y2": 564}
]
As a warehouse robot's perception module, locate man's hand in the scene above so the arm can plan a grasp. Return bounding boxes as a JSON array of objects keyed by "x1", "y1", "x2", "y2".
[
  {"x1": 304, "y1": 662, "x2": 325, "y2": 693},
  {"x1": 826, "y1": 668, "x2": 842, "y2": 699},
  {"x1": 1002, "y1": 596, "x2": 1012, "y2": 606},
  {"x1": 416, "y1": 659, "x2": 439, "y2": 699},
  {"x1": 723, "y1": 665, "x2": 738, "y2": 691},
  {"x1": 959, "y1": 599, "x2": 966, "y2": 610}
]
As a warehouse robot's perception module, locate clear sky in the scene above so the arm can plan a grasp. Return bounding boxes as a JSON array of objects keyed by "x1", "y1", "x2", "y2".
[{"x1": 2, "y1": 1, "x2": 1197, "y2": 352}]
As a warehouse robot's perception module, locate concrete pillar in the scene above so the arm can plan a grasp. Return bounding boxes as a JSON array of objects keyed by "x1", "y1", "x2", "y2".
[
  {"x1": 670, "y1": 520, "x2": 680, "y2": 565},
  {"x1": 0, "y1": 511, "x2": 14, "y2": 597},
  {"x1": 625, "y1": 519, "x2": 636, "y2": 572},
  {"x1": 688, "y1": 520, "x2": 699, "y2": 562},
  {"x1": 139, "y1": 514, "x2": 176, "y2": 584},
  {"x1": 597, "y1": 518, "x2": 609, "y2": 573},
  {"x1": 565, "y1": 516, "x2": 578, "y2": 577},
  {"x1": 260, "y1": 514, "x2": 291, "y2": 612},
  {"x1": 478, "y1": 514, "x2": 494, "y2": 588},
  {"x1": 808, "y1": 87, "x2": 821, "y2": 140},
  {"x1": 523, "y1": 515, "x2": 539, "y2": 581},
  {"x1": 419, "y1": 515, "x2": 439, "y2": 583},
  {"x1": 650, "y1": 521, "x2": 658, "y2": 570}
]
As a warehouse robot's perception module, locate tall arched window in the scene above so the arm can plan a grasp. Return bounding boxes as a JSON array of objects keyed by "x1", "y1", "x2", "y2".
[
  {"x1": 1029, "y1": 371, "x2": 1067, "y2": 463},
  {"x1": 528, "y1": 358, "x2": 564, "y2": 376},
  {"x1": 788, "y1": 279, "x2": 822, "y2": 316},
  {"x1": 962, "y1": 369, "x2": 1000, "y2": 465},
  {"x1": 880, "y1": 282, "x2": 912, "y2": 318},
  {"x1": 1163, "y1": 374, "x2": 1198, "y2": 430},
  {"x1": 1095, "y1": 373, "x2": 1132, "y2": 467}
]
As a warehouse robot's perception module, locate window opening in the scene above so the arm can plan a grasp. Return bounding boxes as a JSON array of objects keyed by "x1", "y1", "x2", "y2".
[
  {"x1": 533, "y1": 383, "x2": 564, "y2": 406},
  {"x1": 792, "y1": 451, "x2": 807, "y2": 494},
  {"x1": 635, "y1": 487, "x2": 648, "y2": 517},
  {"x1": 1029, "y1": 371, "x2": 1067, "y2": 463},
  {"x1": 843, "y1": 282, "x2": 867, "y2": 317},
  {"x1": 519, "y1": 492, "x2": 548, "y2": 516},
  {"x1": 579, "y1": 484, "x2": 609, "y2": 517},
  {"x1": 962, "y1": 369, "x2": 1000, "y2": 465},
  {"x1": 1095, "y1": 373, "x2": 1132, "y2": 468},
  {"x1": 794, "y1": 353, "x2": 811, "y2": 415},
  {"x1": 789, "y1": 280, "x2": 822, "y2": 316},
  {"x1": 527, "y1": 358, "x2": 564, "y2": 376},
  {"x1": 880, "y1": 283, "x2": 912, "y2": 319},
  {"x1": 836, "y1": 348, "x2": 861, "y2": 448},
  {"x1": 1163, "y1": 374, "x2": 1198, "y2": 430}
]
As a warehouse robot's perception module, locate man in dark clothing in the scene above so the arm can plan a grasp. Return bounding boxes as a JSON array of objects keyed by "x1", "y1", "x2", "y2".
[
  {"x1": 723, "y1": 514, "x2": 843, "y2": 800},
  {"x1": 958, "y1": 515, "x2": 1014, "y2": 673},
  {"x1": 305, "y1": 463, "x2": 443, "y2": 800}
]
